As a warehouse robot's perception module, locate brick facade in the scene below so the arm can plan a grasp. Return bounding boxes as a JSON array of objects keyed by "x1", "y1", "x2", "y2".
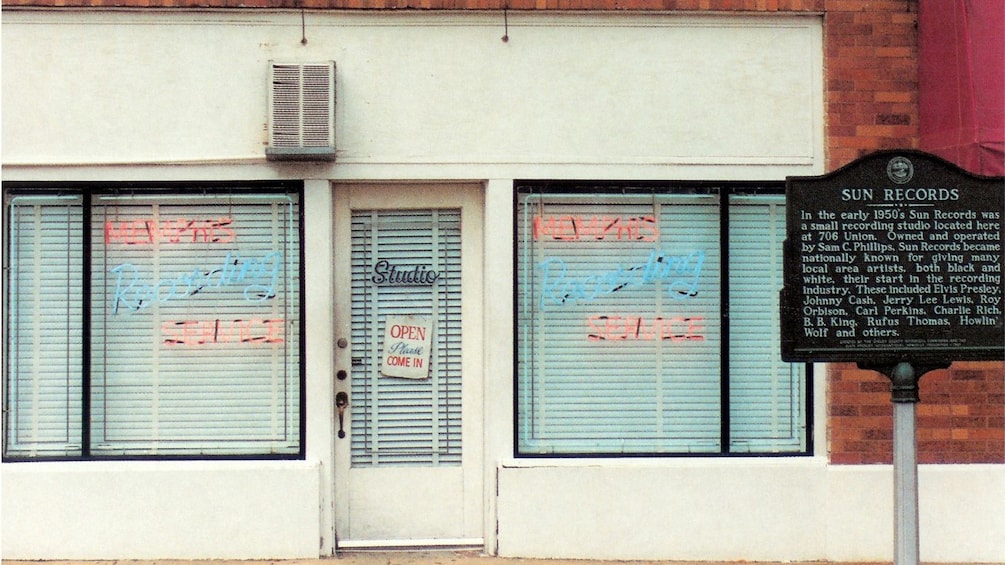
[
  {"x1": 829, "y1": 362, "x2": 1005, "y2": 464},
  {"x1": 823, "y1": 2, "x2": 920, "y2": 169},
  {"x1": 3, "y1": 0, "x2": 1000, "y2": 465}
]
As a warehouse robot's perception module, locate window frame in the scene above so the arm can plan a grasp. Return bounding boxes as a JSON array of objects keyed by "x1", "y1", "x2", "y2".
[
  {"x1": 512, "y1": 180, "x2": 814, "y2": 458},
  {"x1": 2, "y1": 182, "x2": 306, "y2": 462}
]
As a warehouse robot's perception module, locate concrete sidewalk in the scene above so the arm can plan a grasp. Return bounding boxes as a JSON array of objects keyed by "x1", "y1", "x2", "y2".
[{"x1": 6, "y1": 550, "x2": 985, "y2": 565}]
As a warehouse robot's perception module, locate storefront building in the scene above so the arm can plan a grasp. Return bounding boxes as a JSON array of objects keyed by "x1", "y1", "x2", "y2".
[{"x1": 2, "y1": 0, "x2": 1002, "y2": 562}]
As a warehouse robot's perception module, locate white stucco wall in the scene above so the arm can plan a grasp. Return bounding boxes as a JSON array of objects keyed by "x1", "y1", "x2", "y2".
[
  {"x1": 498, "y1": 461, "x2": 827, "y2": 561},
  {"x1": 1, "y1": 10, "x2": 824, "y2": 180},
  {"x1": 825, "y1": 465, "x2": 1005, "y2": 562},
  {"x1": 3, "y1": 8, "x2": 1002, "y2": 563},
  {"x1": 1, "y1": 460, "x2": 321, "y2": 559},
  {"x1": 496, "y1": 462, "x2": 1005, "y2": 562}
]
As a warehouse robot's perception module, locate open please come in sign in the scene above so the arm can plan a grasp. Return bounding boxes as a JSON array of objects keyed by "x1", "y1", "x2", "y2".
[{"x1": 381, "y1": 315, "x2": 433, "y2": 379}]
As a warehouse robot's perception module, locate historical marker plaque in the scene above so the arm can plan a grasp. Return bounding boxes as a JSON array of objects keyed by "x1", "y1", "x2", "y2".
[{"x1": 781, "y1": 150, "x2": 1005, "y2": 363}]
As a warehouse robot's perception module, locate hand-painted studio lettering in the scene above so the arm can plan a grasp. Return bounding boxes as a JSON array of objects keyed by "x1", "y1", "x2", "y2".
[{"x1": 371, "y1": 259, "x2": 440, "y2": 286}]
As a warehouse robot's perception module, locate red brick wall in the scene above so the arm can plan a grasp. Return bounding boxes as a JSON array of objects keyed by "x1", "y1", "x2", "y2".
[
  {"x1": 823, "y1": 1, "x2": 920, "y2": 170},
  {"x1": 820, "y1": 2, "x2": 1001, "y2": 466},
  {"x1": 829, "y1": 362, "x2": 1005, "y2": 464}
]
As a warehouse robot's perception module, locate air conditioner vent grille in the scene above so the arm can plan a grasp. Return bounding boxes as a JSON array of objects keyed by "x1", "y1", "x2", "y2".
[{"x1": 267, "y1": 61, "x2": 336, "y2": 161}]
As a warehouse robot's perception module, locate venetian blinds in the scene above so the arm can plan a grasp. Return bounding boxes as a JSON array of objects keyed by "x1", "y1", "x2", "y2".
[
  {"x1": 5, "y1": 196, "x2": 84, "y2": 458},
  {"x1": 516, "y1": 187, "x2": 807, "y2": 456},
  {"x1": 517, "y1": 191, "x2": 722, "y2": 455},
  {"x1": 728, "y1": 196, "x2": 807, "y2": 452},
  {"x1": 90, "y1": 194, "x2": 301, "y2": 456},
  {"x1": 350, "y1": 209, "x2": 463, "y2": 467}
]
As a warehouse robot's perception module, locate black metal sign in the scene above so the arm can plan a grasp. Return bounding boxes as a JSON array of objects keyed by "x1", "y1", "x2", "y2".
[{"x1": 781, "y1": 150, "x2": 1005, "y2": 363}]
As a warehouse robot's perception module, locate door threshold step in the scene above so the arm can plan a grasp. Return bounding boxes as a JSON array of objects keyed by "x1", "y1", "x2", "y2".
[{"x1": 337, "y1": 538, "x2": 484, "y2": 552}]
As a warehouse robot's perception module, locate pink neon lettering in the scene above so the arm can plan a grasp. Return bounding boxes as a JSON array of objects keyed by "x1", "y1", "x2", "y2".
[
  {"x1": 586, "y1": 315, "x2": 705, "y2": 342},
  {"x1": 162, "y1": 318, "x2": 286, "y2": 346},
  {"x1": 533, "y1": 215, "x2": 659, "y2": 242},
  {"x1": 105, "y1": 217, "x2": 236, "y2": 245}
]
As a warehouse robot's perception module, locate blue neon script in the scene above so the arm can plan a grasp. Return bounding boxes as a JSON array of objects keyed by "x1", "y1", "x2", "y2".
[
  {"x1": 538, "y1": 249, "x2": 705, "y2": 308},
  {"x1": 110, "y1": 251, "x2": 283, "y2": 314}
]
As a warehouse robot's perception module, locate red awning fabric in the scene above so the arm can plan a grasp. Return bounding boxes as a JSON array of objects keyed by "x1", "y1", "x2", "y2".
[{"x1": 919, "y1": 0, "x2": 1005, "y2": 176}]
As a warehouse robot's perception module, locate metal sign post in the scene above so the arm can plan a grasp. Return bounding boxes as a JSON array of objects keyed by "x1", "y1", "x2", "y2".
[
  {"x1": 780, "y1": 150, "x2": 1005, "y2": 564},
  {"x1": 891, "y1": 363, "x2": 921, "y2": 565},
  {"x1": 894, "y1": 396, "x2": 918, "y2": 565},
  {"x1": 859, "y1": 361, "x2": 949, "y2": 565}
]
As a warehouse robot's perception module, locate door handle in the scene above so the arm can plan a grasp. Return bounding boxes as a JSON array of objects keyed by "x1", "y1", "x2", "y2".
[{"x1": 336, "y1": 391, "x2": 349, "y2": 439}]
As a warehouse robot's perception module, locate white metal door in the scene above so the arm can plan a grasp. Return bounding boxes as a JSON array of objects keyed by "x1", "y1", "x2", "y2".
[{"x1": 333, "y1": 184, "x2": 484, "y2": 549}]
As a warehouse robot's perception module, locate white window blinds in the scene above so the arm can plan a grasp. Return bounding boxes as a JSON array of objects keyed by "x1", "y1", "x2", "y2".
[
  {"x1": 91, "y1": 194, "x2": 301, "y2": 456},
  {"x1": 5, "y1": 196, "x2": 84, "y2": 458},
  {"x1": 516, "y1": 187, "x2": 808, "y2": 456},
  {"x1": 4, "y1": 188, "x2": 302, "y2": 459},
  {"x1": 728, "y1": 196, "x2": 807, "y2": 452},
  {"x1": 349, "y1": 209, "x2": 463, "y2": 466}
]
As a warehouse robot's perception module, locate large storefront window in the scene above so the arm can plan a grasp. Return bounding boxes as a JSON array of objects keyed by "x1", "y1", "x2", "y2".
[
  {"x1": 516, "y1": 182, "x2": 810, "y2": 456},
  {"x1": 4, "y1": 185, "x2": 303, "y2": 459}
]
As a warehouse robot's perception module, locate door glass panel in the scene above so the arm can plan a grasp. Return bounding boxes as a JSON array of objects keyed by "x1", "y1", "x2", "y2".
[{"x1": 350, "y1": 209, "x2": 462, "y2": 467}]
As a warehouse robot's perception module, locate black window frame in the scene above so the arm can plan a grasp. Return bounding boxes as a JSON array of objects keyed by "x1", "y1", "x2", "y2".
[
  {"x1": 512, "y1": 180, "x2": 814, "y2": 458},
  {"x1": 2, "y1": 181, "x2": 307, "y2": 462}
]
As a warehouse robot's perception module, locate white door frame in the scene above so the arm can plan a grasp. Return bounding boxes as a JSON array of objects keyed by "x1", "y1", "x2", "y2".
[{"x1": 331, "y1": 182, "x2": 485, "y2": 550}]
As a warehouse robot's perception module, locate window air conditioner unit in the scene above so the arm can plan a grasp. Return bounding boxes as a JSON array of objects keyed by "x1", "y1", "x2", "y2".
[{"x1": 266, "y1": 61, "x2": 336, "y2": 161}]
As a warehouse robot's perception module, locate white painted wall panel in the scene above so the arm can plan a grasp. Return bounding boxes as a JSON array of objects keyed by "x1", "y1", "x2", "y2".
[
  {"x1": 497, "y1": 462, "x2": 827, "y2": 561},
  {"x1": 497, "y1": 463, "x2": 1005, "y2": 562},
  {"x1": 2, "y1": 12, "x2": 822, "y2": 173},
  {"x1": 825, "y1": 465, "x2": 1005, "y2": 563},
  {"x1": 1, "y1": 461, "x2": 321, "y2": 559}
]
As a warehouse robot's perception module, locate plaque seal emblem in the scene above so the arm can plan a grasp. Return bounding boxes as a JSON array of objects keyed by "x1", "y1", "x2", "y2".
[{"x1": 886, "y1": 156, "x2": 914, "y2": 184}]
